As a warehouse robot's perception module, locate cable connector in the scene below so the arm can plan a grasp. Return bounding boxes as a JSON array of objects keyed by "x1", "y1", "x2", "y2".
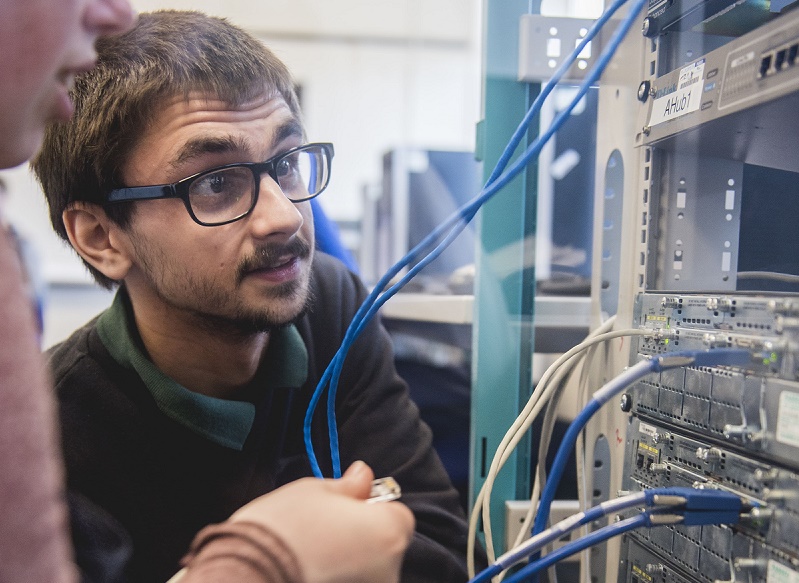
[
  {"x1": 654, "y1": 348, "x2": 752, "y2": 370},
  {"x1": 648, "y1": 486, "x2": 743, "y2": 511},
  {"x1": 647, "y1": 513, "x2": 684, "y2": 525},
  {"x1": 646, "y1": 487, "x2": 748, "y2": 527},
  {"x1": 649, "y1": 327, "x2": 677, "y2": 342}
]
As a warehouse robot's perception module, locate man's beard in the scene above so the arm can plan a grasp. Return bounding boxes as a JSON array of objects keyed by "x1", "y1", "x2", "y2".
[
  {"x1": 191, "y1": 286, "x2": 315, "y2": 337},
  {"x1": 132, "y1": 234, "x2": 314, "y2": 338}
]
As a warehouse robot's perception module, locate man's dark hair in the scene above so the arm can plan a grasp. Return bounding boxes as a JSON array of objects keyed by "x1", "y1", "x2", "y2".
[{"x1": 33, "y1": 10, "x2": 303, "y2": 288}]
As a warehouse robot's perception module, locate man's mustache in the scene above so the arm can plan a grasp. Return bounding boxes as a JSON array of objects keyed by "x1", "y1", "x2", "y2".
[{"x1": 237, "y1": 238, "x2": 312, "y2": 280}]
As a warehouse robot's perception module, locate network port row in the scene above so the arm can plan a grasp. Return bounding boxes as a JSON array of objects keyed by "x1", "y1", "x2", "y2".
[{"x1": 759, "y1": 42, "x2": 799, "y2": 79}]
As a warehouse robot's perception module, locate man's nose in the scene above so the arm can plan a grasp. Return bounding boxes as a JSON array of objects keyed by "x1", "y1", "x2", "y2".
[{"x1": 247, "y1": 174, "x2": 305, "y2": 238}]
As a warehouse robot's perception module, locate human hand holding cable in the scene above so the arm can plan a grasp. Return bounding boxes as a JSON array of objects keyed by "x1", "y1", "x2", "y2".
[{"x1": 179, "y1": 461, "x2": 414, "y2": 583}]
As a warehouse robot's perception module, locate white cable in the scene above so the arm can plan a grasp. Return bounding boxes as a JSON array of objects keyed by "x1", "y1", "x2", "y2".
[
  {"x1": 574, "y1": 338, "x2": 604, "y2": 583},
  {"x1": 483, "y1": 331, "x2": 639, "y2": 552},
  {"x1": 505, "y1": 318, "x2": 615, "y2": 570},
  {"x1": 467, "y1": 319, "x2": 643, "y2": 574},
  {"x1": 470, "y1": 325, "x2": 631, "y2": 571},
  {"x1": 496, "y1": 353, "x2": 583, "y2": 583}
]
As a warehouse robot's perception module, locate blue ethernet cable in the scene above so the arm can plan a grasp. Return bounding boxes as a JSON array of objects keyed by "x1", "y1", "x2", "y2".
[
  {"x1": 531, "y1": 349, "x2": 753, "y2": 544},
  {"x1": 303, "y1": 0, "x2": 643, "y2": 478},
  {"x1": 314, "y1": 0, "x2": 627, "y2": 476},
  {"x1": 305, "y1": 0, "x2": 646, "y2": 478},
  {"x1": 484, "y1": 0, "x2": 627, "y2": 188},
  {"x1": 468, "y1": 486, "x2": 748, "y2": 583},
  {"x1": 506, "y1": 487, "x2": 747, "y2": 583},
  {"x1": 505, "y1": 513, "x2": 651, "y2": 583},
  {"x1": 469, "y1": 491, "x2": 648, "y2": 583}
]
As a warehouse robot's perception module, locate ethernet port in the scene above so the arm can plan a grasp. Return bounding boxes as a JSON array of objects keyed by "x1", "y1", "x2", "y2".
[
  {"x1": 636, "y1": 453, "x2": 645, "y2": 468},
  {"x1": 759, "y1": 53, "x2": 773, "y2": 78},
  {"x1": 789, "y1": 44, "x2": 799, "y2": 66},
  {"x1": 776, "y1": 48, "x2": 787, "y2": 71}
]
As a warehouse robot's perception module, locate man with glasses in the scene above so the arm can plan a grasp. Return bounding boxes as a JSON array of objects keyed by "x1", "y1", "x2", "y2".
[{"x1": 33, "y1": 10, "x2": 476, "y2": 583}]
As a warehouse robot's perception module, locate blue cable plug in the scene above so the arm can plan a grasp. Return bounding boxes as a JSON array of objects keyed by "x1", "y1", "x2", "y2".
[
  {"x1": 506, "y1": 488, "x2": 749, "y2": 583},
  {"x1": 647, "y1": 487, "x2": 747, "y2": 526},
  {"x1": 653, "y1": 348, "x2": 752, "y2": 371}
]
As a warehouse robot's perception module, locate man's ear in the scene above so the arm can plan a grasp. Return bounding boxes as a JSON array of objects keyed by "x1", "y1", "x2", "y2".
[{"x1": 63, "y1": 202, "x2": 133, "y2": 282}]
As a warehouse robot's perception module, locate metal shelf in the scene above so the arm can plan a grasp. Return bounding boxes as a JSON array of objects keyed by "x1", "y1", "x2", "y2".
[{"x1": 380, "y1": 293, "x2": 591, "y2": 353}]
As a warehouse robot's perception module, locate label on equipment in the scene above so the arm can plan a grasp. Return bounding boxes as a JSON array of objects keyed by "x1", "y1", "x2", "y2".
[
  {"x1": 639, "y1": 421, "x2": 657, "y2": 438},
  {"x1": 776, "y1": 391, "x2": 799, "y2": 447},
  {"x1": 649, "y1": 60, "x2": 705, "y2": 127},
  {"x1": 768, "y1": 560, "x2": 799, "y2": 583}
]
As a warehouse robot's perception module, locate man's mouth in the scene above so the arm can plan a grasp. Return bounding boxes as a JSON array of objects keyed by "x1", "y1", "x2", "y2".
[
  {"x1": 248, "y1": 255, "x2": 298, "y2": 273},
  {"x1": 238, "y1": 238, "x2": 312, "y2": 281},
  {"x1": 243, "y1": 256, "x2": 302, "y2": 284}
]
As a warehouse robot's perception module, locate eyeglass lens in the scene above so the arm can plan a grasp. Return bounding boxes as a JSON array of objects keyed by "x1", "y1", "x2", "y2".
[{"x1": 187, "y1": 145, "x2": 329, "y2": 225}]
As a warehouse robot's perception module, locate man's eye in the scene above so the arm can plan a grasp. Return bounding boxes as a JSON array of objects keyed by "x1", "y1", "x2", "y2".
[
  {"x1": 191, "y1": 168, "x2": 251, "y2": 199},
  {"x1": 207, "y1": 174, "x2": 226, "y2": 194},
  {"x1": 192, "y1": 173, "x2": 228, "y2": 196},
  {"x1": 276, "y1": 155, "x2": 299, "y2": 178}
]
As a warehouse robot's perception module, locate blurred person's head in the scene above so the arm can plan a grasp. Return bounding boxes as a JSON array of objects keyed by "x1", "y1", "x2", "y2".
[
  {"x1": 0, "y1": 0, "x2": 135, "y2": 169},
  {"x1": 0, "y1": 177, "x2": 8, "y2": 219}
]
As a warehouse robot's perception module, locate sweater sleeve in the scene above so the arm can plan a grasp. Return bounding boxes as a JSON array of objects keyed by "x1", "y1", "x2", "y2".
[
  {"x1": 178, "y1": 521, "x2": 305, "y2": 583},
  {"x1": 0, "y1": 232, "x2": 77, "y2": 583}
]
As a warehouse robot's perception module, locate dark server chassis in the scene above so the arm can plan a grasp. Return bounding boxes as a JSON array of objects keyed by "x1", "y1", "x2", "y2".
[{"x1": 616, "y1": 292, "x2": 799, "y2": 583}]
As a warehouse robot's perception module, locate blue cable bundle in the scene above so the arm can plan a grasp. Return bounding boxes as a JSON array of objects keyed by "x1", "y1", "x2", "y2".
[
  {"x1": 469, "y1": 486, "x2": 750, "y2": 583},
  {"x1": 531, "y1": 349, "x2": 752, "y2": 542},
  {"x1": 303, "y1": 0, "x2": 650, "y2": 480}
]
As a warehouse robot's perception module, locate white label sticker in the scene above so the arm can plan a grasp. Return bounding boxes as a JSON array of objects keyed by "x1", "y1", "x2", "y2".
[
  {"x1": 639, "y1": 421, "x2": 657, "y2": 437},
  {"x1": 731, "y1": 51, "x2": 755, "y2": 69},
  {"x1": 725, "y1": 190, "x2": 735, "y2": 210},
  {"x1": 776, "y1": 391, "x2": 799, "y2": 447},
  {"x1": 768, "y1": 560, "x2": 799, "y2": 583},
  {"x1": 649, "y1": 60, "x2": 705, "y2": 127},
  {"x1": 721, "y1": 252, "x2": 731, "y2": 272}
]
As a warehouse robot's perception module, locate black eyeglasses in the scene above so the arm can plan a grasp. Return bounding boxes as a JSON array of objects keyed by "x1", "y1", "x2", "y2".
[{"x1": 106, "y1": 142, "x2": 334, "y2": 227}]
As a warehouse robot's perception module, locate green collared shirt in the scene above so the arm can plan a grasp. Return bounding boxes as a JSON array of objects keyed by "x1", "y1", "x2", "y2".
[{"x1": 96, "y1": 291, "x2": 308, "y2": 450}]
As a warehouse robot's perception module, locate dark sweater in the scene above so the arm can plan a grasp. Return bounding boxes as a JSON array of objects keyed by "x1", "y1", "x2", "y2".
[{"x1": 48, "y1": 253, "x2": 480, "y2": 583}]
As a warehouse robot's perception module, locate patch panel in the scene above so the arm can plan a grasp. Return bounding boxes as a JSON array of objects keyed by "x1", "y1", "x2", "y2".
[
  {"x1": 635, "y1": 292, "x2": 798, "y2": 378},
  {"x1": 628, "y1": 365, "x2": 799, "y2": 471},
  {"x1": 758, "y1": 41, "x2": 799, "y2": 79},
  {"x1": 613, "y1": 295, "x2": 799, "y2": 583},
  {"x1": 619, "y1": 536, "x2": 799, "y2": 583},
  {"x1": 627, "y1": 292, "x2": 799, "y2": 470},
  {"x1": 621, "y1": 418, "x2": 799, "y2": 557},
  {"x1": 637, "y1": 6, "x2": 799, "y2": 148}
]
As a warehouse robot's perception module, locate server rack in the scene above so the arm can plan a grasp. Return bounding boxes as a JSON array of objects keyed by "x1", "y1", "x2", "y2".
[{"x1": 586, "y1": 2, "x2": 799, "y2": 583}]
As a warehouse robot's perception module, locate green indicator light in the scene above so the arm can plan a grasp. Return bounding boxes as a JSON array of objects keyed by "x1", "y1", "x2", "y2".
[
  {"x1": 664, "y1": 339, "x2": 669, "y2": 344},
  {"x1": 763, "y1": 358, "x2": 770, "y2": 365},
  {"x1": 771, "y1": 352, "x2": 778, "y2": 361}
]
